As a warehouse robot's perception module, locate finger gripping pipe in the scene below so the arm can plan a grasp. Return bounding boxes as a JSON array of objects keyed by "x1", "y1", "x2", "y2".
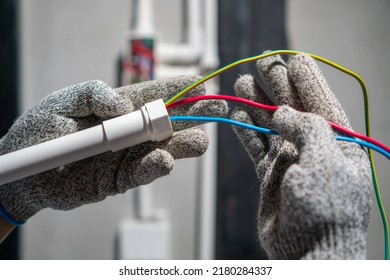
[{"x1": 0, "y1": 99, "x2": 173, "y2": 185}]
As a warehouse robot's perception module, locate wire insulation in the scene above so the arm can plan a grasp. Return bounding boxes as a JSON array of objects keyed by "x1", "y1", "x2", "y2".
[
  {"x1": 336, "y1": 136, "x2": 390, "y2": 160},
  {"x1": 166, "y1": 95, "x2": 279, "y2": 112},
  {"x1": 170, "y1": 116, "x2": 278, "y2": 136},
  {"x1": 167, "y1": 95, "x2": 390, "y2": 154},
  {"x1": 170, "y1": 116, "x2": 390, "y2": 160}
]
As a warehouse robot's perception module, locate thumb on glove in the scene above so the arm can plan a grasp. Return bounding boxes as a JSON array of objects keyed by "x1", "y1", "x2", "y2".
[{"x1": 272, "y1": 106, "x2": 338, "y2": 169}]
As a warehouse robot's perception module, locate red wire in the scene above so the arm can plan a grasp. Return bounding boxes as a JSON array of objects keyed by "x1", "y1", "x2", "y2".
[
  {"x1": 166, "y1": 94, "x2": 390, "y2": 154},
  {"x1": 166, "y1": 95, "x2": 278, "y2": 111},
  {"x1": 328, "y1": 121, "x2": 389, "y2": 152}
]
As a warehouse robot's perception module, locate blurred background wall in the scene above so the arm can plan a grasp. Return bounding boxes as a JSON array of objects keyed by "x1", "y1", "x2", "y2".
[
  {"x1": 287, "y1": 0, "x2": 390, "y2": 259},
  {"x1": 0, "y1": 0, "x2": 388, "y2": 259}
]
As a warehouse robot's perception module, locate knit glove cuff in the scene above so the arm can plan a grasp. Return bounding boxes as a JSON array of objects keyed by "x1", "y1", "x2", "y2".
[{"x1": 0, "y1": 185, "x2": 37, "y2": 225}]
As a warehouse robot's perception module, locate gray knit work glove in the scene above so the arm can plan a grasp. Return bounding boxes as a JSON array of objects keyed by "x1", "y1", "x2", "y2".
[
  {"x1": 0, "y1": 75, "x2": 227, "y2": 224},
  {"x1": 231, "y1": 54, "x2": 372, "y2": 259}
]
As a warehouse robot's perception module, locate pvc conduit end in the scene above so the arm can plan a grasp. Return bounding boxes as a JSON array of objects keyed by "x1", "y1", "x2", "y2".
[{"x1": 103, "y1": 99, "x2": 173, "y2": 152}]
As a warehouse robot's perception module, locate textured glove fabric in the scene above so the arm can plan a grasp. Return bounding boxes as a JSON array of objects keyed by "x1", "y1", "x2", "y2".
[
  {"x1": 0, "y1": 76, "x2": 227, "y2": 224},
  {"x1": 231, "y1": 54, "x2": 372, "y2": 259}
]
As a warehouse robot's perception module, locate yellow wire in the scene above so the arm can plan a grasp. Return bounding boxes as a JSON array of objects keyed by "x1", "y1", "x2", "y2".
[{"x1": 165, "y1": 49, "x2": 389, "y2": 259}]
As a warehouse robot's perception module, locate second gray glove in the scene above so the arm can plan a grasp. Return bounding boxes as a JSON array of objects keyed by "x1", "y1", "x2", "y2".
[{"x1": 231, "y1": 54, "x2": 372, "y2": 259}]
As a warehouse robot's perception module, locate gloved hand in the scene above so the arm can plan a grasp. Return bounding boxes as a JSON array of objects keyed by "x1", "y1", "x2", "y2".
[
  {"x1": 0, "y1": 76, "x2": 227, "y2": 225},
  {"x1": 231, "y1": 53, "x2": 372, "y2": 259}
]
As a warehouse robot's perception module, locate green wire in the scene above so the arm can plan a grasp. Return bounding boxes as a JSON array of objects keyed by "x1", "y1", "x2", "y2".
[{"x1": 165, "y1": 49, "x2": 389, "y2": 259}]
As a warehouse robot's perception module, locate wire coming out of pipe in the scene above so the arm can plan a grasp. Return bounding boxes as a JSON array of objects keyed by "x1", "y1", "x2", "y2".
[
  {"x1": 164, "y1": 50, "x2": 390, "y2": 259},
  {"x1": 167, "y1": 95, "x2": 390, "y2": 155}
]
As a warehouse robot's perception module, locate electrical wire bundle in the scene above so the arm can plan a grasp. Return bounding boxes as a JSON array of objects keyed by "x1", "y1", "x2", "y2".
[{"x1": 163, "y1": 50, "x2": 390, "y2": 259}]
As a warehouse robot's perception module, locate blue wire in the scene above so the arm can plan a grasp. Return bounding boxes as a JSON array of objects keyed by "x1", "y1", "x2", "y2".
[
  {"x1": 170, "y1": 116, "x2": 390, "y2": 160},
  {"x1": 170, "y1": 116, "x2": 278, "y2": 135},
  {"x1": 336, "y1": 136, "x2": 390, "y2": 160}
]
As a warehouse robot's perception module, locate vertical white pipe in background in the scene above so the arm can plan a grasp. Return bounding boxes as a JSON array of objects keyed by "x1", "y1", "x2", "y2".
[
  {"x1": 116, "y1": 0, "x2": 172, "y2": 260},
  {"x1": 132, "y1": 0, "x2": 156, "y2": 221},
  {"x1": 200, "y1": 0, "x2": 219, "y2": 70},
  {"x1": 158, "y1": 0, "x2": 220, "y2": 259},
  {"x1": 135, "y1": 184, "x2": 155, "y2": 220},
  {"x1": 187, "y1": 0, "x2": 202, "y2": 58},
  {"x1": 157, "y1": 0, "x2": 202, "y2": 64},
  {"x1": 123, "y1": 0, "x2": 220, "y2": 259},
  {"x1": 197, "y1": 0, "x2": 219, "y2": 260},
  {"x1": 197, "y1": 116, "x2": 218, "y2": 259}
]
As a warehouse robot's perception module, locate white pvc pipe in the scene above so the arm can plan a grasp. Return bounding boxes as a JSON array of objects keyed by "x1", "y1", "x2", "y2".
[
  {"x1": 0, "y1": 99, "x2": 172, "y2": 185},
  {"x1": 0, "y1": 125, "x2": 107, "y2": 186}
]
